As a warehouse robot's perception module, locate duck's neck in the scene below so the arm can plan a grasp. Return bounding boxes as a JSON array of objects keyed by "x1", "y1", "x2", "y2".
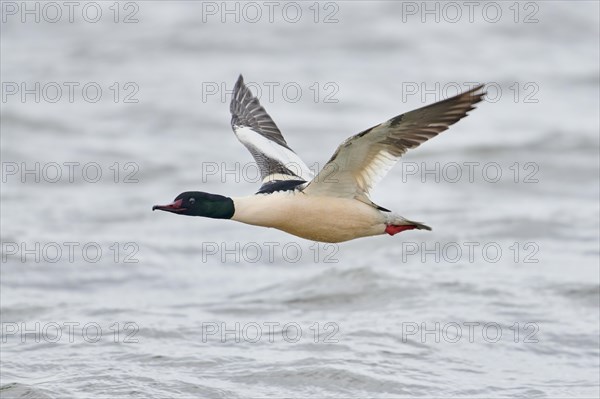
[
  {"x1": 196, "y1": 194, "x2": 235, "y2": 219},
  {"x1": 230, "y1": 193, "x2": 294, "y2": 227}
]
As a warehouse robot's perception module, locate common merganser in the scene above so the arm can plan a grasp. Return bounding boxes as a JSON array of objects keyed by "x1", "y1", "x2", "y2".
[{"x1": 153, "y1": 75, "x2": 485, "y2": 243}]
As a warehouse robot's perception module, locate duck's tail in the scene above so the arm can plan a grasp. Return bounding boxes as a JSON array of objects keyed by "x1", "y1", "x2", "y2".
[
  {"x1": 385, "y1": 216, "x2": 431, "y2": 236},
  {"x1": 404, "y1": 218, "x2": 432, "y2": 231}
]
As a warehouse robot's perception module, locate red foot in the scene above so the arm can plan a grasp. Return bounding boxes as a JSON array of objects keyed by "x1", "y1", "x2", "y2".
[{"x1": 385, "y1": 225, "x2": 417, "y2": 236}]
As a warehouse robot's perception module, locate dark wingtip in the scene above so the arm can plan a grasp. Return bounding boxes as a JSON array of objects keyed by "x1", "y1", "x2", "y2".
[
  {"x1": 469, "y1": 83, "x2": 487, "y2": 102},
  {"x1": 231, "y1": 74, "x2": 246, "y2": 113}
]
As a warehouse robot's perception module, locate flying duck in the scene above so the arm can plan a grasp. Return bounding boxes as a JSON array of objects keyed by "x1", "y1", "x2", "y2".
[{"x1": 153, "y1": 75, "x2": 485, "y2": 243}]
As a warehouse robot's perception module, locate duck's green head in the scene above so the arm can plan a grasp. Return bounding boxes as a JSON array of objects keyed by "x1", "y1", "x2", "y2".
[{"x1": 153, "y1": 191, "x2": 234, "y2": 219}]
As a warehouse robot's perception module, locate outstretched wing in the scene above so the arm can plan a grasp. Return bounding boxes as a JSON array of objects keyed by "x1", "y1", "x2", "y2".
[
  {"x1": 303, "y1": 84, "x2": 486, "y2": 205},
  {"x1": 230, "y1": 75, "x2": 313, "y2": 189}
]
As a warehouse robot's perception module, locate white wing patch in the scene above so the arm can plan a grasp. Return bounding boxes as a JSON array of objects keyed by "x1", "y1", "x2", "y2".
[
  {"x1": 357, "y1": 149, "x2": 396, "y2": 193},
  {"x1": 234, "y1": 126, "x2": 314, "y2": 183}
]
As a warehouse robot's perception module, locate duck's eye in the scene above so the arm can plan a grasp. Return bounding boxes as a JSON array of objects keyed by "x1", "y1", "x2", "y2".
[{"x1": 189, "y1": 198, "x2": 196, "y2": 204}]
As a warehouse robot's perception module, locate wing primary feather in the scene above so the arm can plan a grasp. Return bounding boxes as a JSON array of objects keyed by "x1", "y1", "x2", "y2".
[
  {"x1": 231, "y1": 74, "x2": 291, "y2": 150},
  {"x1": 304, "y1": 83, "x2": 486, "y2": 204},
  {"x1": 229, "y1": 74, "x2": 314, "y2": 184}
]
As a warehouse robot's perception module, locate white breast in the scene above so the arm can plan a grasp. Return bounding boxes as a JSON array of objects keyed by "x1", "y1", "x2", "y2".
[{"x1": 231, "y1": 191, "x2": 386, "y2": 243}]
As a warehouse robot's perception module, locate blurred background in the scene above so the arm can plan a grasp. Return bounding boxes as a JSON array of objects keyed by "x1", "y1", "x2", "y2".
[{"x1": 1, "y1": 1, "x2": 599, "y2": 397}]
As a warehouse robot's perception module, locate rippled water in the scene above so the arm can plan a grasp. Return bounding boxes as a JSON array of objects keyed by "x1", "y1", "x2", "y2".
[{"x1": 1, "y1": 1, "x2": 599, "y2": 398}]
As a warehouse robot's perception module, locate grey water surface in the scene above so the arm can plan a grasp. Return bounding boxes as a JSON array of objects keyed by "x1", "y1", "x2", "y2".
[{"x1": 1, "y1": 1, "x2": 599, "y2": 398}]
